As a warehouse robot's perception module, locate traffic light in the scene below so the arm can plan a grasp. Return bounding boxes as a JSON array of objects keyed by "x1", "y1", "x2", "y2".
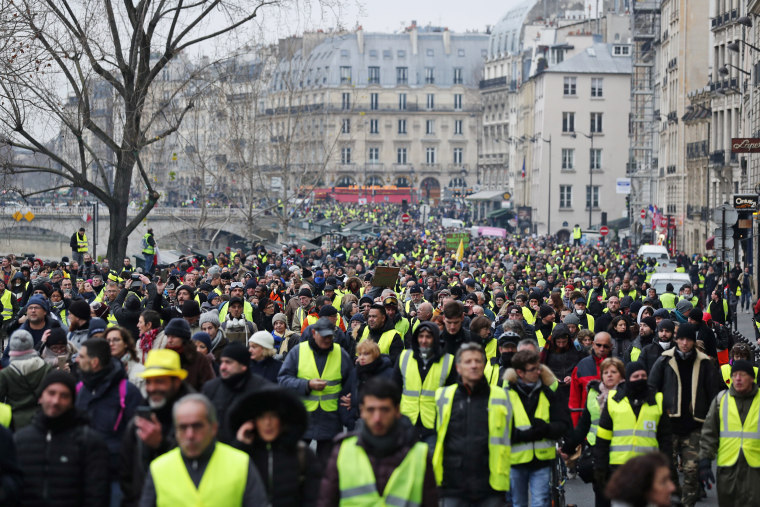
[{"x1": 601, "y1": 212, "x2": 607, "y2": 226}]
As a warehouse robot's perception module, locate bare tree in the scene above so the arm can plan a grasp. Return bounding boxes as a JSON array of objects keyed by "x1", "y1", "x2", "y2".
[{"x1": 0, "y1": 0, "x2": 334, "y2": 264}]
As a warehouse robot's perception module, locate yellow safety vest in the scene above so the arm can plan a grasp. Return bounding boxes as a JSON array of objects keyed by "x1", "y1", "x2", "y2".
[
  {"x1": 142, "y1": 233, "x2": 155, "y2": 255},
  {"x1": 659, "y1": 293, "x2": 678, "y2": 310},
  {"x1": 150, "y1": 443, "x2": 248, "y2": 507},
  {"x1": 586, "y1": 387, "x2": 601, "y2": 446},
  {"x1": 0, "y1": 402, "x2": 11, "y2": 427},
  {"x1": 219, "y1": 301, "x2": 255, "y2": 324},
  {"x1": 0, "y1": 290, "x2": 12, "y2": 321},
  {"x1": 433, "y1": 384, "x2": 512, "y2": 491},
  {"x1": 534, "y1": 323, "x2": 556, "y2": 348},
  {"x1": 337, "y1": 436, "x2": 428, "y2": 506},
  {"x1": 573, "y1": 227, "x2": 582, "y2": 240},
  {"x1": 596, "y1": 390, "x2": 663, "y2": 465},
  {"x1": 394, "y1": 317, "x2": 410, "y2": 338},
  {"x1": 297, "y1": 343, "x2": 342, "y2": 412},
  {"x1": 720, "y1": 364, "x2": 759, "y2": 386},
  {"x1": 508, "y1": 388, "x2": 556, "y2": 463},
  {"x1": 399, "y1": 350, "x2": 453, "y2": 429},
  {"x1": 521, "y1": 306, "x2": 535, "y2": 325},
  {"x1": 359, "y1": 327, "x2": 398, "y2": 355},
  {"x1": 76, "y1": 232, "x2": 88, "y2": 253},
  {"x1": 716, "y1": 389, "x2": 760, "y2": 467}
]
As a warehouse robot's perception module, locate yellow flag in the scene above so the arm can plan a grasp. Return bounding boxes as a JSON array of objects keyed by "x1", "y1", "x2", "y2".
[{"x1": 454, "y1": 239, "x2": 464, "y2": 263}]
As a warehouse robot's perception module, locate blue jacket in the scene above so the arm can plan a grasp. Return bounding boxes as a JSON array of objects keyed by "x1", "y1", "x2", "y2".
[
  {"x1": 75, "y1": 359, "x2": 142, "y2": 479},
  {"x1": 277, "y1": 338, "x2": 357, "y2": 440}
]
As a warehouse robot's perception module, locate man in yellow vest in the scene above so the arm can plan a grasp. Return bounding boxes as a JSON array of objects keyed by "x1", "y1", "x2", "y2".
[
  {"x1": 70, "y1": 227, "x2": 88, "y2": 265},
  {"x1": 573, "y1": 224, "x2": 582, "y2": 246},
  {"x1": 594, "y1": 361, "x2": 672, "y2": 488},
  {"x1": 394, "y1": 321, "x2": 456, "y2": 445},
  {"x1": 277, "y1": 317, "x2": 356, "y2": 463},
  {"x1": 433, "y1": 342, "x2": 512, "y2": 504},
  {"x1": 141, "y1": 228, "x2": 156, "y2": 276},
  {"x1": 359, "y1": 304, "x2": 404, "y2": 365},
  {"x1": 698, "y1": 360, "x2": 760, "y2": 506},
  {"x1": 506, "y1": 349, "x2": 571, "y2": 505},
  {"x1": 320, "y1": 377, "x2": 438, "y2": 505},
  {"x1": 141, "y1": 393, "x2": 266, "y2": 505}
]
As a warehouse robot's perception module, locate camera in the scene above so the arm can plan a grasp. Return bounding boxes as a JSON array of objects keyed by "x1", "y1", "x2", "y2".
[{"x1": 131, "y1": 273, "x2": 140, "y2": 281}]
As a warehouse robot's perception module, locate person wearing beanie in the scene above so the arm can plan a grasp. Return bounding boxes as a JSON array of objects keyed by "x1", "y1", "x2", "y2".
[
  {"x1": 164, "y1": 317, "x2": 215, "y2": 391},
  {"x1": 200, "y1": 341, "x2": 270, "y2": 444},
  {"x1": 270, "y1": 312, "x2": 300, "y2": 359},
  {"x1": 638, "y1": 319, "x2": 676, "y2": 374},
  {"x1": 649, "y1": 320, "x2": 724, "y2": 506},
  {"x1": 594, "y1": 360, "x2": 672, "y2": 492},
  {"x1": 247, "y1": 330, "x2": 282, "y2": 384},
  {"x1": 111, "y1": 273, "x2": 151, "y2": 342},
  {"x1": 11, "y1": 293, "x2": 61, "y2": 352},
  {"x1": 627, "y1": 315, "x2": 658, "y2": 363},
  {"x1": 66, "y1": 298, "x2": 92, "y2": 347},
  {"x1": 39, "y1": 327, "x2": 77, "y2": 372},
  {"x1": 540, "y1": 323, "x2": 587, "y2": 405},
  {"x1": 0, "y1": 329, "x2": 53, "y2": 428},
  {"x1": 686, "y1": 307, "x2": 718, "y2": 358},
  {"x1": 562, "y1": 313, "x2": 580, "y2": 339},
  {"x1": 198, "y1": 309, "x2": 228, "y2": 362},
  {"x1": 291, "y1": 288, "x2": 315, "y2": 333},
  {"x1": 15, "y1": 370, "x2": 111, "y2": 506},
  {"x1": 534, "y1": 304, "x2": 556, "y2": 348},
  {"x1": 221, "y1": 297, "x2": 257, "y2": 345},
  {"x1": 674, "y1": 299, "x2": 693, "y2": 323},
  {"x1": 699, "y1": 357, "x2": 760, "y2": 505}
]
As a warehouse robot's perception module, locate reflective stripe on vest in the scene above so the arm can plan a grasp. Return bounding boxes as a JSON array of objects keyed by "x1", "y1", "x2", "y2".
[
  {"x1": 586, "y1": 387, "x2": 601, "y2": 446},
  {"x1": 151, "y1": 443, "x2": 248, "y2": 507},
  {"x1": 399, "y1": 350, "x2": 453, "y2": 428},
  {"x1": 508, "y1": 388, "x2": 556, "y2": 464},
  {"x1": 297, "y1": 343, "x2": 342, "y2": 412},
  {"x1": 360, "y1": 327, "x2": 398, "y2": 355},
  {"x1": 597, "y1": 390, "x2": 663, "y2": 465},
  {"x1": 433, "y1": 384, "x2": 512, "y2": 491},
  {"x1": 337, "y1": 436, "x2": 428, "y2": 506},
  {"x1": 717, "y1": 389, "x2": 760, "y2": 467}
]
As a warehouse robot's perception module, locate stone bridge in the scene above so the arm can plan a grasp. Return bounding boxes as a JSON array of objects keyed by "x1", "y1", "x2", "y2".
[{"x1": 0, "y1": 205, "x2": 307, "y2": 260}]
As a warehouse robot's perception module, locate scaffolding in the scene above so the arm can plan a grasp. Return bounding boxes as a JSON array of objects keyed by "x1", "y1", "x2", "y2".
[{"x1": 628, "y1": 0, "x2": 661, "y2": 243}]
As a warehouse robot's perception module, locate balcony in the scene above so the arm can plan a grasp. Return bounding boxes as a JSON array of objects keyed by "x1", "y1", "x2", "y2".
[
  {"x1": 479, "y1": 76, "x2": 507, "y2": 90},
  {"x1": 710, "y1": 150, "x2": 725, "y2": 166}
]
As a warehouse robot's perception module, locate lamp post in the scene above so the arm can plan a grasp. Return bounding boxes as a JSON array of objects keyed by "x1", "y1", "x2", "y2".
[
  {"x1": 572, "y1": 131, "x2": 595, "y2": 228},
  {"x1": 529, "y1": 135, "x2": 552, "y2": 235}
]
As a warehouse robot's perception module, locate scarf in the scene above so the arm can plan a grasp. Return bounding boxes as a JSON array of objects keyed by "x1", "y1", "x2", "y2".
[
  {"x1": 596, "y1": 381, "x2": 618, "y2": 411},
  {"x1": 140, "y1": 328, "x2": 160, "y2": 360}
]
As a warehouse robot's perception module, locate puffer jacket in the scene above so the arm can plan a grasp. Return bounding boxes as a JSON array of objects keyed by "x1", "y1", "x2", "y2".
[
  {"x1": 14, "y1": 409, "x2": 110, "y2": 507},
  {"x1": 75, "y1": 359, "x2": 142, "y2": 478},
  {"x1": 0, "y1": 354, "x2": 52, "y2": 429},
  {"x1": 201, "y1": 371, "x2": 270, "y2": 444}
]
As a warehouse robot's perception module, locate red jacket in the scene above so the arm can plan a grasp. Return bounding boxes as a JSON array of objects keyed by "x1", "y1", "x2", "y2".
[{"x1": 568, "y1": 353, "x2": 605, "y2": 425}]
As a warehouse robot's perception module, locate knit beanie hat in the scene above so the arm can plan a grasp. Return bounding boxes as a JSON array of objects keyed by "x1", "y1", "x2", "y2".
[
  {"x1": 221, "y1": 342, "x2": 250, "y2": 365},
  {"x1": 192, "y1": 332, "x2": 212, "y2": 352},
  {"x1": 88, "y1": 318, "x2": 107, "y2": 337},
  {"x1": 318, "y1": 305, "x2": 338, "y2": 317},
  {"x1": 731, "y1": 360, "x2": 756, "y2": 378},
  {"x1": 625, "y1": 361, "x2": 646, "y2": 381},
  {"x1": 26, "y1": 294, "x2": 50, "y2": 313},
  {"x1": 675, "y1": 322, "x2": 697, "y2": 341},
  {"x1": 69, "y1": 299, "x2": 91, "y2": 321},
  {"x1": 272, "y1": 313, "x2": 287, "y2": 325},
  {"x1": 164, "y1": 318, "x2": 192, "y2": 341},
  {"x1": 657, "y1": 319, "x2": 675, "y2": 332},
  {"x1": 689, "y1": 308, "x2": 703, "y2": 322},
  {"x1": 9, "y1": 329, "x2": 35, "y2": 358},
  {"x1": 563, "y1": 313, "x2": 580, "y2": 326},
  {"x1": 46, "y1": 327, "x2": 68, "y2": 347},
  {"x1": 249, "y1": 330, "x2": 275, "y2": 350},
  {"x1": 675, "y1": 299, "x2": 693, "y2": 314},
  {"x1": 538, "y1": 304, "x2": 555, "y2": 319},
  {"x1": 198, "y1": 309, "x2": 221, "y2": 328},
  {"x1": 641, "y1": 316, "x2": 657, "y2": 332},
  {"x1": 39, "y1": 370, "x2": 77, "y2": 398},
  {"x1": 181, "y1": 300, "x2": 201, "y2": 318}
]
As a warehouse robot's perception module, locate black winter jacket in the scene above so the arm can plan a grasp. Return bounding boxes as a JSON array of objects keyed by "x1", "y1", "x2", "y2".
[
  {"x1": 15, "y1": 409, "x2": 110, "y2": 507},
  {"x1": 201, "y1": 371, "x2": 270, "y2": 444}
]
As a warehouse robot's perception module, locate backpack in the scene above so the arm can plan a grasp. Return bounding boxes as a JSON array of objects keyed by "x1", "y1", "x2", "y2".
[{"x1": 76, "y1": 378, "x2": 128, "y2": 432}]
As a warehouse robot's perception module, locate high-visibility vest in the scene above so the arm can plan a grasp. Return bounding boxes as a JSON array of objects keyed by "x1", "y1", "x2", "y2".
[
  {"x1": 0, "y1": 402, "x2": 11, "y2": 427},
  {"x1": 581, "y1": 313, "x2": 595, "y2": 332},
  {"x1": 596, "y1": 390, "x2": 663, "y2": 465},
  {"x1": 720, "y1": 364, "x2": 759, "y2": 386},
  {"x1": 141, "y1": 233, "x2": 155, "y2": 255},
  {"x1": 708, "y1": 300, "x2": 729, "y2": 321},
  {"x1": 301, "y1": 314, "x2": 319, "y2": 333},
  {"x1": 521, "y1": 306, "x2": 535, "y2": 325},
  {"x1": 359, "y1": 327, "x2": 398, "y2": 355},
  {"x1": 508, "y1": 388, "x2": 556, "y2": 464},
  {"x1": 587, "y1": 288, "x2": 607, "y2": 307},
  {"x1": 150, "y1": 443, "x2": 248, "y2": 507},
  {"x1": 716, "y1": 389, "x2": 760, "y2": 467},
  {"x1": 659, "y1": 293, "x2": 678, "y2": 310},
  {"x1": 630, "y1": 346, "x2": 642, "y2": 362},
  {"x1": 586, "y1": 387, "x2": 601, "y2": 446},
  {"x1": 0, "y1": 289, "x2": 12, "y2": 321},
  {"x1": 534, "y1": 323, "x2": 556, "y2": 348},
  {"x1": 394, "y1": 317, "x2": 410, "y2": 338},
  {"x1": 618, "y1": 289, "x2": 638, "y2": 301},
  {"x1": 76, "y1": 232, "x2": 88, "y2": 253},
  {"x1": 573, "y1": 227, "x2": 582, "y2": 240},
  {"x1": 337, "y1": 435, "x2": 428, "y2": 506},
  {"x1": 294, "y1": 306, "x2": 312, "y2": 328},
  {"x1": 219, "y1": 300, "x2": 255, "y2": 323},
  {"x1": 399, "y1": 350, "x2": 453, "y2": 428},
  {"x1": 297, "y1": 343, "x2": 342, "y2": 412},
  {"x1": 433, "y1": 384, "x2": 512, "y2": 491}
]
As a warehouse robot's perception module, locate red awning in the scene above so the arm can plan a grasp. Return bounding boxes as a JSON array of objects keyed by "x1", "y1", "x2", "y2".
[{"x1": 705, "y1": 236, "x2": 715, "y2": 250}]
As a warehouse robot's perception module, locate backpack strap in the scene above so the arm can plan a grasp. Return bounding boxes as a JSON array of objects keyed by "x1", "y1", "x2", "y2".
[
  {"x1": 76, "y1": 381, "x2": 83, "y2": 394},
  {"x1": 112, "y1": 379, "x2": 127, "y2": 432}
]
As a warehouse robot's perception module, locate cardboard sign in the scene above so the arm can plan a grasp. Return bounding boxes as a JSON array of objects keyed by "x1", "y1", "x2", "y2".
[{"x1": 372, "y1": 266, "x2": 400, "y2": 288}]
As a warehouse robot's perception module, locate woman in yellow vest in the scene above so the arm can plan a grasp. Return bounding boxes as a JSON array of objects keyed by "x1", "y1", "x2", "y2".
[
  {"x1": 720, "y1": 343, "x2": 759, "y2": 386},
  {"x1": 594, "y1": 361, "x2": 671, "y2": 489}
]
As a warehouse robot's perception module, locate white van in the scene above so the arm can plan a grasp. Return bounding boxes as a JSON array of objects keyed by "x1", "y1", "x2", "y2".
[
  {"x1": 649, "y1": 273, "x2": 692, "y2": 296},
  {"x1": 637, "y1": 245, "x2": 670, "y2": 262}
]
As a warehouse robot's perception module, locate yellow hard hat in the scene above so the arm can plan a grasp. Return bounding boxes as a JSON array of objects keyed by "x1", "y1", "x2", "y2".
[{"x1": 139, "y1": 349, "x2": 188, "y2": 380}]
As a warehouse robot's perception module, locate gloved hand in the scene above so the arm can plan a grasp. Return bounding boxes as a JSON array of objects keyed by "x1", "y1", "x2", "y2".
[
  {"x1": 531, "y1": 420, "x2": 550, "y2": 438},
  {"x1": 514, "y1": 428, "x2": 537, "y2": 442},
  {"x1": 698, "y1": 459, "x2": 715, "y2": 490}
]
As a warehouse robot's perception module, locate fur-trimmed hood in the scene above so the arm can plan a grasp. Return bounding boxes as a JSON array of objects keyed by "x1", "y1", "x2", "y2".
[{"x1": 503, "y1": 363, "x2": 557, "y2": 387}]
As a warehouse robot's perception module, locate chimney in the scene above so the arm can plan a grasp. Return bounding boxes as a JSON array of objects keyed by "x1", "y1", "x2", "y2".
[
  {"x1": 357, "y1": 26, "x2": 364, "y2": 54},
  {"x1": 410, "y1": 24, "x2": 418, "y2": 55},
  {"x1": 443, "y1": 28, "x2": 451, "y2": 55}
]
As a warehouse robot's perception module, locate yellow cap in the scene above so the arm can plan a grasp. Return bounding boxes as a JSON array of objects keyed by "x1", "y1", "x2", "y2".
[{"x1": 139, "y1": 349, "x2": 188, "y2": 380}]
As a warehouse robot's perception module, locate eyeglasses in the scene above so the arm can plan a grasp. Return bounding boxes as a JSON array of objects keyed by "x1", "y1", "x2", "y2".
[
  {"x1": 594, "y1": 343, "x2": 612, "y2": 349},
  {"x1": 523, "y1": 366, "x2": 540, "y2": 373}
]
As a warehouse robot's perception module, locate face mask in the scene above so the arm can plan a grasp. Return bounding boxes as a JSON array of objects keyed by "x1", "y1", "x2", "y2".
[
  {"x1": 419, "y1": 346, "x2": 432, "y2": 360},
  {"x1": 500, "y1": 351, "x2": 514, "y2": 365},
  {"x1": 627, "y1": 378, "x2": 649, "y2": 397},
  {"x1": 658, "y1": 340, "x2": 671, "y2": 350},
  {"x1": 575, "y1": 309, "x2": 585, "y2": 316}
]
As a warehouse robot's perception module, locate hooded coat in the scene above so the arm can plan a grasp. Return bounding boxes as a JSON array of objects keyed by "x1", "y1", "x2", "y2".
[
  {"x1": 0, "y1": 354, "x2": 52, "y2": 429},
  {"x1": 229, "y1": 387, "x2": 322, "y2": 507}
]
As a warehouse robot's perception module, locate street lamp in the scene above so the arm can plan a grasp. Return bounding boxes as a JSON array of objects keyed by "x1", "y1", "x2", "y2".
[
  {"x1": 572, "y1": 130, "x2": 595, "y2": 228},
  {"x1": 737, "y1": 16, "x2": 753, "y2": 28},
  {"x1": 719, "y1": 64, "x2": 751, "y2": 76},
  {"x1": 727, "y1": 40, "x2": 760, "y2": 53},
  {"x1": 528, "y1": 135, "x2": 552, "y2": 235}
]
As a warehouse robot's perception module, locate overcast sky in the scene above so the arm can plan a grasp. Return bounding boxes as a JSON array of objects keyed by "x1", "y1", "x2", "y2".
[{"x1": 346, "y1": 0, "x2": 523, "y2": 33}]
